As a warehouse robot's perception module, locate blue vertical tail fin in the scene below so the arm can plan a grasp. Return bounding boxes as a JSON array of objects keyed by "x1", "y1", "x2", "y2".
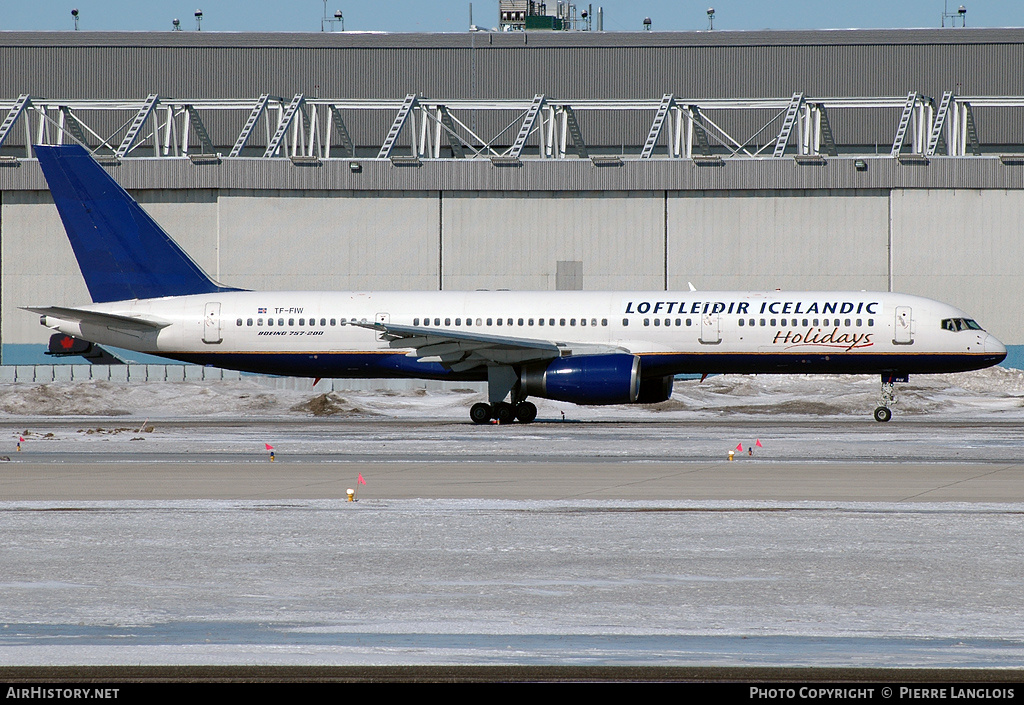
[{"x1": 35, "y1": 144, "x2": 238, "y2": 303}]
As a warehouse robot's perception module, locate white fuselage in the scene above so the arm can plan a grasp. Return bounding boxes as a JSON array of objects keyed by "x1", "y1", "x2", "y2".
[{"x1": 39, "y1": 289, "x2": 1006, "y2": 380}]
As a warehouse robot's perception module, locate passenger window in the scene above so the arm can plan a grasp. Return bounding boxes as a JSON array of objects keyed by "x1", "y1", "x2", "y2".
[
  {"x1": 330, "y1": 319, "x2": 336, "y2": 326},
  {"x1": 538, "y1": 318, "x2": 545, "y2": 326},
  {"x1": 257, "y1": 318, "x2": 263, "y2": 326},
  {"x1": 321, "y1": 318, "x2": 326, "y2": 326},
  {"x1": 246, "y1": 318, "x2": 253, "y2": 326},
  {"x1": 496, "y1": 318, "x2": 503, "y2": 326},
  {"x1": 643, "y1": 318, "x2": 650, "y2": 326},
  {"x1": 856, "y1": 319, "x2": 862, "y2": 327},
  {"x1": 560, "y1": 318, "x2": 566, "y2": 326},
  {"x1": 739, "y1": 319, "x2": 745, "y2": 327},
  {"x1": 236, "y1": 318, "x2": 242, "y2": 326},
  {"x1": 759, "y1": 319, "x2": 765, "y2": 326},
  {"x1": 802, "y1": 319, "x2": 808, "y2": 327},
  {"x1": 476, "y1": 318, "x2": 482, "y2": 326},
  {"x1": 622, "y1": 318, "x2": 629, "y2": 326},
  {"x1": 528, "y1": 318, "x2": 534, "y2": 326},
  {"x1": 581, "y1": 318, "x2": 587, "y2": 326},
  {"x1": 687, "y1": 319, "x2": 692, "y2": 326},
  {"x1": 268, "y1": 318, "x2": 274, "y2": 327},
  {"x1": 456, "y1": 318, "x2": 462, "y2": 326},
  {"x1": 280, "y1": 319, "x2": 286, "y2": 326},
  {"x1": 592, "y1": 319, "x2": 598, "y2": 327},
  {"x1": 445, "y1": 318, "x2": 451, "y2": 326},
  {"x1": 770, "y1": 319, "x2": 776, "y2": 326},
  {"x1": 518, "y1": 318, "x2": 524, "y2": 326},
  {"x1": 845, "y1": 319, "x2": 851, "y2": 327},
  {"x1": 654, "y1": 319, "x2": 660, "y2": 326},
  {"x1": 487, "y1": 318, "x2": 493, "y2": 326},
  {"x1": 868, "y1": 319, "x2": 874, "y2": 327},
  {"x1": 299, "y1": 318, "x2": 304, "y2": 326},
  {"x1": 414, "y1": 318, "x2": 420, "y2": 326},
  {"x1": 602, "y1": 319, "x2": 608, "y2": 326}
]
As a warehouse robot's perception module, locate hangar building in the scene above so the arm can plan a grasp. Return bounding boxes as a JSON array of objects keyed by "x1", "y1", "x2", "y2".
[{"x1": 1, "y1": 28, "x2": 1023, "y2": 364}]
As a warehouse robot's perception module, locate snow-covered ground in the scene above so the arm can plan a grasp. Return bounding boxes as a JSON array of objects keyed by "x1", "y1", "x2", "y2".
[
  {"x1": 2, "y1": 368, "x2": 1023, "y2": 666},
  {"x1": 0, "y1": 366, "x2": 1022, "y2": 422},
  {"x1": 1, "y1": 367, "x2": 1022, "y2": 464},
  {"x1": 2, "y1": 499, "x2": 1024, "y2": 667}
]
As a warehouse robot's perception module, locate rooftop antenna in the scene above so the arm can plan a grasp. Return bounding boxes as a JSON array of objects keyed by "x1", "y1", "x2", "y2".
[
  {"x1": 321, "y1": 2, "x2": 344, "y2": 31},
  {"x1": 941, "y1": 1, "x2": 967, "y2": 27},
  {"x1": 71, "y1": 8, "x2": 79, "y2": 30},
  {"x1": 707, "y1": 7, "x2": 715, "y2": 30},
  {"x1": 194, "y1": 8, "x2": 203, "y2": 31},
  {"x1": 172, "y1": 18, "x2": 181, "y2": 31}
]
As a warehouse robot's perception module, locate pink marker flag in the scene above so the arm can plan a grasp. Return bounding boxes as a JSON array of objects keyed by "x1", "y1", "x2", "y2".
[
  {"x1": 358, "y1": 473, "x2": 367, "y2": 485},
  {"x1": 265, "y1": 443, "x2": 274, "y2": 451},
  {"x1": 18, "y1": 436, "x2": 24, "y2": 442},
  {"x1": 735, "y1": 443, "x2": 743, "y2": 452},
  {"x1": 755, "y1": 439, "x2": 763, "y2": 448}
]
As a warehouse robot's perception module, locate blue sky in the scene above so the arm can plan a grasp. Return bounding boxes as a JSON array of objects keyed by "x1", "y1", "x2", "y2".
[{"x1": 2, "y1": 1, "x2": 1023, "y2": 33}]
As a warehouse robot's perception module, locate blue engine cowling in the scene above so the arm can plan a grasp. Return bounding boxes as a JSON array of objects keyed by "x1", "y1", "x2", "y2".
[{"x1": 520, "y1": 354, "x2": 641, "y2": 405}]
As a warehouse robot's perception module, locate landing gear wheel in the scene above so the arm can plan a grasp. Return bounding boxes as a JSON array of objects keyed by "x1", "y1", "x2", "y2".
[
  {"x1": 873, "y1": 406, "x2": 892, "y2": 423},
  {"x1": 492, "y1": 402, "x2": 516, "y2": 424},
  {"x1": 515, "y1": 401, "x2": 538, "y2": 424},
  {"x1": 470, "y1": 402, "x2": 492, "y2": 424}
]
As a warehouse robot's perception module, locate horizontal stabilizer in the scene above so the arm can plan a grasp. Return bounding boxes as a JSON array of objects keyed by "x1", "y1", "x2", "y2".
[{"x1": 24, "y1": 306, "x2": 171, "y2": 334}]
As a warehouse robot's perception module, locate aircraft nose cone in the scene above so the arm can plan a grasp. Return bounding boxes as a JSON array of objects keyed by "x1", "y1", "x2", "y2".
[{"x1": 985, "y1": 334, "x2": 1007, "y2": 360}]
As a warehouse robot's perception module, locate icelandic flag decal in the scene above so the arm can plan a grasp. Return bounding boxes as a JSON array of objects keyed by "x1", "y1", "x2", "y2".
[{"x1": 258, "y1": 307, "x2": 267, "y2": 313}]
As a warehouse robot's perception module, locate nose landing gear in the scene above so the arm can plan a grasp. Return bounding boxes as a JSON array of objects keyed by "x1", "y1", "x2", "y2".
[{"x1": 873, "y1": 373, "x2": 906, "y2": 422}]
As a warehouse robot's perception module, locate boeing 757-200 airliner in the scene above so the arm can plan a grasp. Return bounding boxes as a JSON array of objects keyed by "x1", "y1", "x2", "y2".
[{"x1": 26, "y1": 145, "x2": 1006, "y2": 423}]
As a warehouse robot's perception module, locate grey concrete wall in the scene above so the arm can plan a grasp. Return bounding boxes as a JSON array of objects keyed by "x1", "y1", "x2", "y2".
[
  {"x1": 668, "y1": 190, "x2": 890, "y2": 292},
  {"x1": 217, "y1": 190, "x2": 440, "y2": 291},
  {"x1": 891, "y1": 189, "x2": 1024, "y2": 343},
  {"x1": 441, "y1": 191, "x2": 664, "y2": 291}
]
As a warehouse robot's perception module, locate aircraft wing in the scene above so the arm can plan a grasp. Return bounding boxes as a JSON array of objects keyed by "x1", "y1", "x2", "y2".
[
  {"x1": 352, "y1": 320, "x2": 628, "y2": 372},
  {"x1": 23, "y1": 306, "x2": 172, "y2": 335}
]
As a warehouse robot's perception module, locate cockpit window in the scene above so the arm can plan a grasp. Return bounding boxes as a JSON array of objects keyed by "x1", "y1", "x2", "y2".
[{"x1": 942, "y1": 318, "x2": 984, "y2": 332}]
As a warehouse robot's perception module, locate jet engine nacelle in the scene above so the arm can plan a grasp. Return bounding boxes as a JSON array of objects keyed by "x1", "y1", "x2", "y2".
[
  {"x1": 637, "y1": 374, "x2": 674, "y2": 404},
  {"x1": 520, "y1": 354, "x2": 641, "y2": 405}
]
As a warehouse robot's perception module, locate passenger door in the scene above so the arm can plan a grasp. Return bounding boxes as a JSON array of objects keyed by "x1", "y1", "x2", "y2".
[
  {"x1": 700, "y1": 312, "x2": 721, "y2": 344},
  {"x1": 894, "y1": 306, "x2": 913, "y2": 344},
  {"x1": 203, "y1": 302, "x2": 222, "y2": 344}
]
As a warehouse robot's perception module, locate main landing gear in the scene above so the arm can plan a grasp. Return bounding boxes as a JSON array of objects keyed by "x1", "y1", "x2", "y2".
[
  {"x1": 873, "y1": 374, "x2": 904, "y2": 422},
  {"x1": 470, "y1": 401, "x2": 538, "y2": 424},
  {"x1": 470, "y1": 366, "x2": 538, "y2": 424}
]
